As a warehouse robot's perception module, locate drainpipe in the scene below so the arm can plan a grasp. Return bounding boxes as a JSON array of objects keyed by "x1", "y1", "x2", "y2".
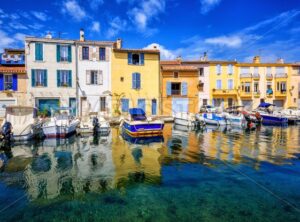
[{"x1": 75, "y1": 42, "x2": 79, "y2": 117}]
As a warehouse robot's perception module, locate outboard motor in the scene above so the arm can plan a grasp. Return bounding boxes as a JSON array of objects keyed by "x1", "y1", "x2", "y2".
[
  {"x1": 1, "y1": 122, "x2": 13, "y2": 142},
  {"x1": 244, "y1": 114, "x2": 255, "y2": 130},
  {"x1": 255, "y1": 112, "x2": 262, "y2": 124},
  {"x1": 92, "y1": 117, "x2": 100, "y2": 135}
]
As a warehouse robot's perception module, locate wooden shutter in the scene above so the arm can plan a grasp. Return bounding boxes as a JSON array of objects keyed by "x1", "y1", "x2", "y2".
[
  {"x1": 132, "y1": 73, "x2": 136, "y2": 89},
  {"x1": 0, "y1": 74, "x2": 3, "y2": 90},
  {"x1": 105, "y1": 47, "x2": 110, "y2": 61},
  {"x1": 95, "y1": 47, "x2": 99, "y2": 61},
  {"x1": 166, "y1": 81, "x2": 171, "y2": 96},
  {"x1": 56, "y1": 45, "x2": 60, "y2": 62},
  {"x1": 78, "y1": 46, "x2": 82, "y2": 60},
  {"x1": 31, "y1": 70, "x2": 35, "y2": 87},
  {"x1": 57, "y1": 70, "x2": 61, "y2": 87},
  {"x1": 86, "y1": 70, "x2": 91, "y2": 85},
  {"x1": 68, "y1": 70, "x2": 72, "y2": 87},
  {"x1": 89, "y1": 46, "x2": 93, "y2": 61},
  {"x1": 128, "y1": 52, "x2": 132, "y2": 64},
  {"x1": 98, "y1": 70, "x2": 103, "y2": 85},
  {"x1": 136, "y1": 73, "x2": 141, "y2": 89},
  {"x1": 68, "y1": 45, "x2": 72, "y2": 62},
  {"x1": 140, "y1": 53, "x2": 144, "y2": 65},
  {"x1": 12, "y1": 74, "x2": 18, "y2": 91},
  {"x1": 181, "y1": 82, "x2": 188, "y2": 96},
  {"x1": 43, "y1": 70, "x2": 48, "y2": 87}
]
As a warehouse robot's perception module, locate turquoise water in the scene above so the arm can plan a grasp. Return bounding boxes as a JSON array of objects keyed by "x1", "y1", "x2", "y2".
[{"x1": 0, "y1": 124, "x2": 300, "y2": 221}]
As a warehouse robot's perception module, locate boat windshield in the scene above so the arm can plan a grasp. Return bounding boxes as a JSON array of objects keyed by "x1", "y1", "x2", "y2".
[{"x1": 129, "y1": 108, "x2": 147, "y2": 121}]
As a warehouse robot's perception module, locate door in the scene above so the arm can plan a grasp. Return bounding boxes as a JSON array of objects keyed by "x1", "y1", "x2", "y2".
[
  {"x1": 137, "y1": 99, "x2": 146, "y2": 112},
  {"x1": 273, "y1": 100, "x2": 284, "y2": 108},
  {"x1": 38, "y1": 99, "x2": 60, "y2": 116},
  {"x1": 151, "y1": 99, "x2": 157, "y2": 115},
  {"x1": 100, "y1": 97, "x2": 106, "y2": 112},
  {"x1": 172, "y1": 98, "x2": 189, "y2": 115},
  {"x1": 0, "y1": 99, "x2": 16, "y2": 117},
  {"x1": 69, "y1": 98, "x2": 76, "y2": 116}
]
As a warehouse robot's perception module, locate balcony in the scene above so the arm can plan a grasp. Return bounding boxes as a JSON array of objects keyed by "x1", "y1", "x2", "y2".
[
  {"x1": 266, "y1": 73, "x2": 273, "y2": 79},
  {"x1": 240, "y1": 73, "x2": 252, "y2": 78},
  {"x1": 212, "y1": 88, "x2": 238, "y2": 96},
  {"x1": 240, "y1": 91, "x2": 252, "y2": 98},
  {"x1": 275, "y1": 73, "x2": 288, "y2": 78},
  {"x1": 275, "y1": 90, "x2": 287, "y2": 97},
  {"x1": 253, "y1": 73, "x2": 260, "y2": 79}
]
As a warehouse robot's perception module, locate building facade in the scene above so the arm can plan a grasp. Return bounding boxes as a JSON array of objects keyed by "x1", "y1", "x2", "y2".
[
  {"x1": 0, "y1": 49, "x2": 27, "y2": 117},
  {"x1": 25, "y1": 36, "x2": 77, "y2": 116},
  {"x1": 161, "y1": 61, "x2": 199, "y2": 115},
  {"x1": 76, "y1": 29, "x2": 115, "y2": 117},
  {"x1": 111, "y1": 45, "x2": 160, "y2": 116},
  {"x1": 290, "y1": 64, "x2": 300, "y2": 108}
]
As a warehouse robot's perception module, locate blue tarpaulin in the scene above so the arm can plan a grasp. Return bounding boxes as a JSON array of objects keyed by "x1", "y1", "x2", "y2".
[
  {"x1": 258, "y1": 102, "x2": 275, "y2": 108},
  {"x1": 129, "y1": 108, "x2": 146, "y2": 121}
]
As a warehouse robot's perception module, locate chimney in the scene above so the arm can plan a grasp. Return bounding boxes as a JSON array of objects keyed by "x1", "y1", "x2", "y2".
[
  {"x1": 253, "y1": 56, "x2": 260, "y2": 64},
  {"x1": 176, "y1": 56, "x2": 182, "y2": 62},
  {"x1": 116, "y1": 38, "x2": 122, "y2": 49},
  {"x1": 153, "y1": 45, "x2": 157, "y2": 49},
  {"x1": 277, "y1": 58, "x2": 284, "y2": 64},
  {"x1": 80, "y1": 28, "x2": 85, "y2": 41},
  {"x1": 45, "y1": 32, "x2": 52, "y2": 39}
]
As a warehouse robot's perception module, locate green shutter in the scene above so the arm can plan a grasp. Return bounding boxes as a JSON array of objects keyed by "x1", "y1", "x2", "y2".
[
  {"x1": 57, "y1": 70, "x2": 60, "y2": 87},
  {"x1": 35, "y1": 43, "x2": 39, "y2": 60},
  {"x1": 56, "y1": 45, "x2": 60, "y2": 62},
  {"x1": 68, "y1": 45, "x2": 72, "y2": 62},
  {"x1": 31, "y1": 70, "x2": 35, "y2": 87},
  {"x1": 68, "y1": 70, "x2": 72, "y2": 87},
  {"x1": 44, "y1": 70, "x2": 48, "y2": 87}
]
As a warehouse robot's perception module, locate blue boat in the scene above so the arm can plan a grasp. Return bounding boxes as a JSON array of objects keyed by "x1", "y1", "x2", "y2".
[
  {"x1": 121, "y1": 108, "x2": 164, "y2": 137},
  {"x1": 255, "y1": 103, "x2": 288, "y2": 125}
]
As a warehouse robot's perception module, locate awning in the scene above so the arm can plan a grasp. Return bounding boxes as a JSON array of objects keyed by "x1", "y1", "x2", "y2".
[{"x1": 0, "y1": 66, "x2": 26, "y2": 73}]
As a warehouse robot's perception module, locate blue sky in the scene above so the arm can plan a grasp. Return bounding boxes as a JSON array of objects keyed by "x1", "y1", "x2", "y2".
[{"x1": 0, "y1": 0, "x2": 300, "y2": 62}]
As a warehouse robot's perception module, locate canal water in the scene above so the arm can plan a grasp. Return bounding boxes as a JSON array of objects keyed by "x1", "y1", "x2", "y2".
[{"x1": 0, "y1": 124, "x2": 300, "y2": 221}]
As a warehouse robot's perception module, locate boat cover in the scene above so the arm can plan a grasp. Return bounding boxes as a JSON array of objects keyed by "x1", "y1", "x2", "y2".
[
  {"x1": 129, "y1": 108, "x2": 147, "y2": 121},
  {"x1": 258, "y1": 102, "x2": 275, "y2": 108}
]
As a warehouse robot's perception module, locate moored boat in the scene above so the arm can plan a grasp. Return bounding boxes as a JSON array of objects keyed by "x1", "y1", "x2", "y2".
[
  {"x1": 196, "y1": 112, "x2": 227, "y2": 126},
  {"x1": 121, "y1": 108, "x2": 164, "y2": 137},
  {"x1": 78, "y1": 112, "x2": 111, "y2": 135},
  {"x1": 254, "y1": 103, "x2": 288, "y2": 125},
  {"x1": 173, "y1": 112, "x2": 198, "y2": 128}
]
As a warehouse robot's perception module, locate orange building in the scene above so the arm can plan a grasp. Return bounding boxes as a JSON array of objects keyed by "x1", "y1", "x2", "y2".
[{"x1": 161, "y1": 61, "x2": 199, "y2": 115}]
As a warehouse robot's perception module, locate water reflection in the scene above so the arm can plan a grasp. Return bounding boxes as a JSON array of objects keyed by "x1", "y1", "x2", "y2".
[{"x1": 0, "y1": 124, "x2": 300, "y2": 203}]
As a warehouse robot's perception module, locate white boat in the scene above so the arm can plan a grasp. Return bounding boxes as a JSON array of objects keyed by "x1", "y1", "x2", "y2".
[
  {"x1": 42, "y1": 108, "x2": 80, "y2": 138},
  {"x1": 173, "y1": 112, "x2": 197, "y2": 128},
  {"x1": 224, "y1": 106, "x2": 247, "y2": 127},
  {"x1": 274, "y1": 107, "x2": 300, "y2": 124},
  {"x1": 196, "y1": 113, "x2": 227, "y2": 126},
  {"x1": 78, "y1": 112, "x2": 111, "y2": 135},
  {"x1": 1, "y1": 106, "x2": 43, "y2": 141}
]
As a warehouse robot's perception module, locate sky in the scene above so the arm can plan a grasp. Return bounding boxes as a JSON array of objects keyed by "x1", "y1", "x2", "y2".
[{"x1": 0, "y1": 0, "x2": 300, "y2": 62}]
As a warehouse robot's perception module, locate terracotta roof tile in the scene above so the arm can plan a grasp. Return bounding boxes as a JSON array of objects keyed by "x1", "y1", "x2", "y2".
[
  {"x1": 113, "y1": 48, "x2": 160, "y2": 54},
  {"x1": 0, "y1": 66, "x2": 26, "y2": 73}
]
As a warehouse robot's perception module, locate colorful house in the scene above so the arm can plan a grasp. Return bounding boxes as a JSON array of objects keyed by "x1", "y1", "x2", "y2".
[
  {"x1": 161, "y1": 60, "x2": 199, "y2": 115},
  {"x1": 0, "y1": 49, "x2": 27, "y2": 117},
  {"x1": 25, "y1": 35, "x2": 77, "y2": 116},
  {"x1": 76, "y1": 29, "x2": 115, "y2": 117},
  {"x1": 111, "y1": 43, "x2": 160, "y2": 116},
  {"x1": 288, "y1": 63, "x2": 300, "y2": 108}
]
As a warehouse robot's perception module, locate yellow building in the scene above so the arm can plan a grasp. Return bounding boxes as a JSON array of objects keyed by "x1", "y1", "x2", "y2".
[
  {"x1": 111, "y1": 42, "x2": 160, "y2": 116},
  {"x1": 290, "y1": 64, "x2": 300, "y2": 108},
  {"x1": 208, "y1": 61, "x2": 238, "y2": 108}
]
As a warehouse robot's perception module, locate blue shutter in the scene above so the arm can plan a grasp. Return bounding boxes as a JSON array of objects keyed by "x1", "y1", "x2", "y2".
[
  {"x1": 132, "y1": 73, "x2": 136, "y2": 89},
  {"x1": 152, "y1": 99, "x2": 157, "y2": 115},
  {"x1": 12, "y1": 74, "x2": 18, "y2": 91},
  {"x1": 57, "y1": 70, "x2": 60, "y2": 87},
  {"x1": 68, "y1": 45, "x2": 72, "y2": 62},
  {"x1": 181, "y1": 82, "x2": 188, "y2": 96},
  {"x1": 138, "y1": 99, "x2": 146, "y2": 112},
  {"x1": 43, "y1": 70, "x2": 47, "y2": 87},
  {"x1": 0, "y1": 74, "x2": 3, "y2": 91},
  {"x1": 140, "y1": 53, "x2": 144, "y2": 65},
  {"x1": 35, "y1": 43, "x2": 39, "y2": 60},
  {"x1": 128, "y1": 52, "x2": 132, "y2": 64},
  {"x1": 56, "y1": 45, "x2": 60, "y2": 62},
  {"x1": 31, "y1": 70, "x2": 35, "y2": 87},
  {"x1": 68, "y1": 70, "x2": 72, "y2": 87},
  {"x1": 136, "y1": 73, "x2": 141, "y2": 89},
  {"x1": 166, "y1": 81, "x2": 171, "y2": 96},
  {"x1": 121, "y1": 98, "x2": 129, "y2": 112}
]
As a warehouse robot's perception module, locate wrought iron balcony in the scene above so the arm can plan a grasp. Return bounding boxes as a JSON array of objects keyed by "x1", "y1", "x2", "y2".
[
  {"x1": 240, "y1": 73, "x2": 252, "y2": 78},
  {"x1": 275, "y1": 73, "x2": 288, "y2": 78}
]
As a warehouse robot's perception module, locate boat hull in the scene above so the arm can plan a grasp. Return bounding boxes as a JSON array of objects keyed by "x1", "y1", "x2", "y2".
[
  {"x1": 122, "y1": 120, "x2": 164, "y2": 137},
  {"x1": 42, "y1": 121, "x2": 79, "y2": 138},
  {"x1": 197, "y1": 113, "x2": 227, "y2": 126},
  {"x1": 260, "y1": 114, "x2": 288, "y2": 125},
  {"x1": 174, "y1": 117, "x2": 197, "y2": 127}
]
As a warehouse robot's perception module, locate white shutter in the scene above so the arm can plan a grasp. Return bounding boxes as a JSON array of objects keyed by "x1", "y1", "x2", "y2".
[
  {"x1": 98, "y1": 70, "x2": 103, "y2": 85},
  {"x1": 78, "y1": 46, "x2": 82, "y2": 60},
  {"x1": 86, "y1": 70, "x2": 91, "y2": 85}
]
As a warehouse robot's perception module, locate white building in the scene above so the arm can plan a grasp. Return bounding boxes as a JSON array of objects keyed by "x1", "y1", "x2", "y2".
[
  {"x1": 76, "y1": 29, "x2": 115, "y2": 117},
  {"x1": 25, "y1": 35, "x2": 77, "y2": 115}
]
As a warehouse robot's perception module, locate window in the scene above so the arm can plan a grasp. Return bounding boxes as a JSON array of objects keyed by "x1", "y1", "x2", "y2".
[
  {"x1": 228, "y1": 79, "x2": 233, "y2": 89},
  {"x1": 216, "y1": 80, "x2": 222, "y2": 89},
  {"x1": 266, "y1": 82, "x2": 273, "y2": 95},
  {"x1": 171, "y1": 83, "x2": 181, "y2": 95},
  {"x1": 100, "y1": 97, "x2": 106, "y2": 111},
  {"x1": 276, "y1": 67, "x2": 285, "y2": 74},
  {"x1": 100, "y1": 47, "x2": 106, "y2": 61},
  {"x1": 60, "y1": 45, "x2": 68, "y2": 62},
  {"x1": 132, "y1": 73, "x2": 141, "y2": 89},
  {"x1": 254, "y1": 67, "x2": 259, "y2": 75},
  {"x1": 57, "y1": 45, "x2": 71, "y2": 62},
  {"x1": 244, "y1": 82, "x2": 251, "y2": 93},
  {"x1": 241, "y1": 67, "x2": 250, "y2": 74},
  {"x1": 266, "y1": 67, "x2": 272, "y2": 74},
  {"x1": 57, "y1": 70, "x2": 72, "y2": 87},
  {"x1": 277, "y1": 82, "x2": 286, "y2": 93},
  {"x1": 254, "y1": 81, "x2": 259, "y2": 93},
  {"x1": 203, "y1": 99, "x2": 208, "y2": 106},
  {"x1": 128, "y1": 52, "x2": 144, "y2": 65},
  {"x1": 121, "y1": 98, "x2": 129, "y2": 112},
  {"x1": 228, "y1": 64, "x2": 233, "y2": 75},
  {"x1": 216, "y1": 64, "x2": 221, "y2": 75},
  {"x1": 35, "y1": 43, "x2": 43, "y2": 61},
  {"x1": 198, "y1": 82, "x2": 204, "y2": 92},
  {"x1": 4, "y1": 75, "x2": 13, "y2": 90},
  {"x1": 86, "y1": 70, "x2": 103, "y2": 85},
  {"x1": 228, "y1": 98, "x2": 233, "y2": 107},
  {"x1": 82, "y1": 47, "x2": 89, "y2": 60},
  {"x1": 32, "y1": 69, "x2": 47, "y2": 87},
  {"x1": 173, "y1": 72, "x2": 179, "y2": 78},
  {"x1": 199, "y1": 68, "x2": 204, "y2": 76}
]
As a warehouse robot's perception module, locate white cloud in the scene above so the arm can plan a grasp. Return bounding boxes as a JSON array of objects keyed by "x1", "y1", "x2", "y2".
[
  {"x1": 144, "y1": 43, "x2": 176, "y2": 60},
  {"x1": 205, "y1": 35, "x2": 242, "y2": 48},
  {"x1": 200, "y1": 0, "x2": 222, "y2": 14},
  {"x1": 106, "y1": 17, "x2": 127, "y2": 38},
  {"x1": 31, "y1": 11, "x2": 48, "y2": 21},
  {"x1": 14, "y1": 33, "x2": 26, "y2": 42},
  {"x1": 61, "y1": 0, "x2": 86, "y2": 21},
  {"x1": 9, "y1": 22, "x2": 28, "y2": 30},
  {"x1": 91, "y1": 21, "x2": 101, "y2": 32},
  {"x1": 128, "y1": 0, "x2": 166, "y2": 32},
  {"x1": 90, "y1": 0, "x2": 104, "y2": 10},
  {"x1": 0, "y1": 30, "x2": 16, "y2": 52}
]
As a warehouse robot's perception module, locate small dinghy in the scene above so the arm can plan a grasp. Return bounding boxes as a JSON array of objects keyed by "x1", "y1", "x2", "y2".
[
  {"x1": 196, "y1": 112, "x2": 227, "y2": 126},
  {"x1": 173, "y1": 112, "x2": 198, "y2": 128}
]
